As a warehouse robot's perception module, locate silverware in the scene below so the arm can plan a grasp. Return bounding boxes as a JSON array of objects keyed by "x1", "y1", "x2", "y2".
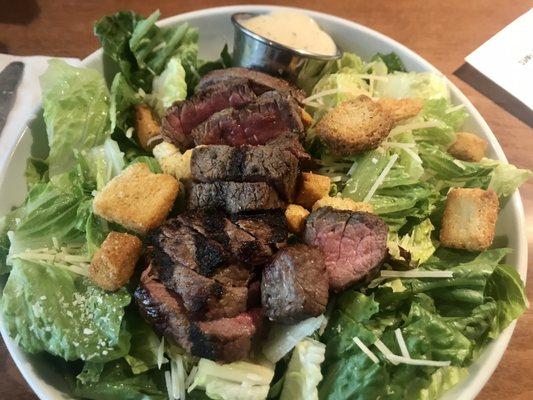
[
  {"x1": 0, "y1": 61, "x2": 24, "y2": 135},
  {"x1": 231, "y1": 12, "x2": 342, "y2": 93}
]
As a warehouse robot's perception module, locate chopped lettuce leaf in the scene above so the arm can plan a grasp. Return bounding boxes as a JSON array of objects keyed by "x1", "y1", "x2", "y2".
[
  {"x1": 109, "y1": 72, "x2": 142, "y2": 137},
  {"x1": 280, "y1": 338, "x2": 325, "y2": 400},
  {"x1": 41, "y1": 60, "x2": 110, "y2": 176},
  {"x1": 375, "y1": 71, "x2": 449, "y2": 101},
  {"x1": 85, "y1": 138, "x2": 125, "y2": 190},
  {"x1": 486, "y1": 161, "x2": 532, "y2": 197},
  {"x1": 74, "y1": 359, "x2": 167, "y2": 400},
  {"x1": 263, "y1": 315, "x2": 326, "y2": 363},
  {"x1": 397, "y1": 219, "x2": 437, "y2": 266},
  {"x1": 421, "y1": 99, "x2": 469, "y2": 131},
  {"x1": 1, "y1": 259, "x2": 131, "y2": 362},
  {"x1": 151, "y1": 55, "x2": 187, "y2": 110},
  {"x1": 124, "y1": 311, "x2": 162, "y2": 374},
  {"x1": 189, "y1": 359, "x2": 274, "y2": 400},
  {"x1": 372, "y1": 52, "x2": 406, "y2": 73}
]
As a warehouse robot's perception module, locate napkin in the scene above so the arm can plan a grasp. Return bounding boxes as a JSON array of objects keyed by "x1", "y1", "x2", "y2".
[
  {"x1": 0, "y1": 55, "x2": 81, "y2": 169},
  {"x1": 465, "y1": 9, "x2": 533, "y2": 110}
]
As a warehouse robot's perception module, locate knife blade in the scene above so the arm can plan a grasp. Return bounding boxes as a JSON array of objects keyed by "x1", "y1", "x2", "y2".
[{"x1": 0, "y1": 61, "x2": 24, "y2": 135}]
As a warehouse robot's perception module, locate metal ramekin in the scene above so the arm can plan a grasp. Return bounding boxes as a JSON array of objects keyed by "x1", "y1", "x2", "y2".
[{"x1": 231, "y1": 12, "x2": 342, "y2": 93}]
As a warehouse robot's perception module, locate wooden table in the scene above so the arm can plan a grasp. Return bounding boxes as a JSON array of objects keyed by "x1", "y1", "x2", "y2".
[{"x1": 1, "y1": 0, "x2": 532, "y2": 398}]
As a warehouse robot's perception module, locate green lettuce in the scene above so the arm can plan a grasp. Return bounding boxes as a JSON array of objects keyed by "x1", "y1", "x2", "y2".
[
  {"x1": 109, "y1": 72, "x2": 142, "y2": 136},
  {"x1": 151, "y1": 54, "x2": 187, "y2": 109},
  {"x1": 124, "y1": 311, "x2": 162, "y2": 374},
  {"x1": 279, "y1": 338, "x2": 325, "y2": 400},
  {"x1": 374, "y1": 71, "x2": 449, "y2": 100},
  {"x1": 487, "y1": 161, "x2": 532, "y2": 197},
  {"x1": 1, "y1": 259, "x2": 131, "y2": 362},
  {"x1": 41, "y1": 60, "x2": 110, "y2": 176},
  {"x1": 372, "y1": 52, "x2": 406, "y2": 73}
]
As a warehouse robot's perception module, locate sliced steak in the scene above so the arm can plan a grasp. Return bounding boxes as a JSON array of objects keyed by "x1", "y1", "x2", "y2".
[
  {"x1": 191, "y1": 91, "x2": 304, "y2": 147},
  {"x1": 231, "y1": 210, "x2": 288, "y2": 246},
  {"x1": 187, "y1": 181, "x2": 284, "y2": 214},
  {"x1": 191, "y1": 142, "x2": 299, "y2": 200},
  {"x1": 304, "y1": 207, "x2": 388, "y2": 292},
  {"x1": 262, "y1": 244, "x2": 328, "y2": 323},
  {"x1": 135, "y1": 267, "x2": 262, "y2": 362},
  {"x1": 197, "y1": 67, "x2": 305, "y2": 103},
  {"x1": 175, "y1": 209, "x2": 274, "y2": 265},
  {"x1": 162, "y1": 77, "x2": 257, "y2": 147},
  {"x1": 190, "y1": 308, "x2": 263, "y2": 362},
  {"x1": 266, "y1": 132, "x2": 311, "y2": 162},
  {"x1": 135, "y1": 267, "x2": 192, "y2": 348}
]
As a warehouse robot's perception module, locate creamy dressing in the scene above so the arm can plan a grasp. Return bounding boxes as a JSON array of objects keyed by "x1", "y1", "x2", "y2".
[{"x1": 240, "y1": 11, "x2": 337, "y2": 56}]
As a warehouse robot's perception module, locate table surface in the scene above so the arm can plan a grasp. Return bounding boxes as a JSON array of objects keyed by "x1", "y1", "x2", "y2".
[{"x1": 1, "y1": 0, "x2": 532, "y2": 398}]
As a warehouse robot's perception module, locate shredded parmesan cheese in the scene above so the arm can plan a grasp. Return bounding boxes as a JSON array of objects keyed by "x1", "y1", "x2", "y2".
[
  {"x1": 380, "y1": 270, "x2": 453, "y2": 279},
  {"x1": 352, "y1": 337, "x2": 379, "y2": 364},
  {"x1": 452, "y1": 159, "x2": 466, "y2": 170},
  {"x1": 157, "y1": 337, "x2": 166, "y2": 369},
  {"x1": 384, "y1": 142, "x2": 422, "y2": 164},
  {"x1": 388, "y1": 354, "x2": 451, "y2": 367},
  {"x1": 445, "y1": 104, "x2": 465, "y2": 114},
  {"x1": 389, "y1": 120, "x2": 444, "y2": 137},
  {"x1": 394, "y1": 329, "x2": 411, "y2": 359},
  {"x1": 373, "y1": 339, "x2": 399, "y2": 365},
  {"x1": 363, "y1": 153, "x2": 398, "y2": 202}
]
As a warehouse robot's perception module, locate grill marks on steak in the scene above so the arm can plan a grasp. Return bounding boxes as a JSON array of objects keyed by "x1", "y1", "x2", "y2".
[
  {"x1": 197, "y1": 67, "x2": 306, "y2": 103},
  {"x1": 304, "y1": 207, "x2": 388, "y2": 291},
  {"x1": 191, "y1": 91, "x2": 304, "y2": 147},
  {"x1": 262, "y1": 244, "x2": 329, "y2": 323},
  {"x1": 162, "y1": 77, "x2": 258, "y2": 147},
  {"x1": 187, "y1": 181, "x2": 284, "y2": 214},
  {"x1": 190, "y1": 141, "x2": 300, "y2": 200},
  {"x1": 134, "y1": 267, "x2": 262, "y2": 362}
]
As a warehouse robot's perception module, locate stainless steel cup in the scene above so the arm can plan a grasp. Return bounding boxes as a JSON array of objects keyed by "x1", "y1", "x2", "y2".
[{"x1": 231, "y1": 12, "x2": 342, "y2": 93}]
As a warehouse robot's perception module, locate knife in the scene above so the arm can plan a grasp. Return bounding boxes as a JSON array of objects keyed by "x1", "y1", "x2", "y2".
[{"x1": 0, "y1": 61, "x2": 24, "y2": 135}]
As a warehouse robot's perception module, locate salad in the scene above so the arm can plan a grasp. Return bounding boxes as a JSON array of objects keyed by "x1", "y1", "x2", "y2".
[{"x1": 0, "y1": 9, "x2": 531, "y2": 400}]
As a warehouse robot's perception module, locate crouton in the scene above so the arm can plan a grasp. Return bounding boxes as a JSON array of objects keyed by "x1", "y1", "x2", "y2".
[
  {"x1": 135, "y1": 104, "x2": 161, "y2": 151},
  {"x1": 315, "y1": 95, "x2": 393, "y2": 156},
  {"x1": 448, "y1": 132, "x2": 487, "y2": 162},
  {"x1": 93, "y1": 163, "x2": 179, "y2": 234},
  {"x1": 89, "y1": 232, "x2": 142, "y2": 291},
  {"x1": 439, "y1": 188, "x2": 499, "y2": 251},
  {"x1": 295, "y1": 172, "x2": 331, "y2": 209},
  {"x1": 377, "y1": 98, "x2": 423, "y2": 122},
  {"x1": 312, "y1": 196, "x2": 374, "y2": 213},
  {"x1": 285, "y1": 204, "x2": 310, "y2": 234},
  {"x1": 300, "y1": 108, "x2": 314, "y2": 129},
  {"x1": 153, "y1": 141, "x2": 192, "y2": 181}
]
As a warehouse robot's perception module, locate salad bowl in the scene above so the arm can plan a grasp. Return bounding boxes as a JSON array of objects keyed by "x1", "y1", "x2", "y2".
[{"x1": 0, "y1": 5, "x2": 527, "y2": 400}]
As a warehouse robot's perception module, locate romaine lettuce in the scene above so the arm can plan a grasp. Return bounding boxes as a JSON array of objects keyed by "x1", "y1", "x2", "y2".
[
  {"x1": 41, "y1": 60, "x2": 110, "y2": 176},
  {"x1": 151, "y1": 55, "x2": 187, "y2": 110},
  {"x1": 374, "y1": 71, "x2": 450, "y2": 100}
]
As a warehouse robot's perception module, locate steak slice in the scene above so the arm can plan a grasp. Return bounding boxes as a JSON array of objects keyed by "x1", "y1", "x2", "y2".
[
  {"x1": 175, "y1": 209, "x2": 274, "y2": 265},
  {"x1": 190, "y1": 308, "x2": 263, "y2": 362},
  {"x1": 304, "y1": 207, "x2": 388, "y2": 291},
  {"x1": 135, "y1": 267, "x2": 262, "y2": 362},
  {"x1": 197, "y1": 67, "x2": 305, "y2": 103},
  {"x1": 191, "y1": 142, "x2": 299, "y2": 200},
  {"x1": 154, "y1": 261, "x2": 248, "y2": 320},
  {"x1": 191, "y1": 91, "x2": 304, "y2": 147},
  {"x1": 162, "y1": 77, "x2": 257, "y2": 147},
  {"x1": 262, "y1": 244, "x2": 328, "y2": 323},
  {"x1": 231, "y1": 210, "x2": 288, "y2": 246},
  {"x1": 187, "y1": 181, "x2": 284, "y2": 214}
]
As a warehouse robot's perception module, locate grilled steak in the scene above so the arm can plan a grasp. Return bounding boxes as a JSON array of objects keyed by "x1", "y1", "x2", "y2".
[
  {"x1": 162, "y1": 77, "x2": 258, "y2": 147},
  {"x1": 191, "y1": 142, "x2": 299, "y2": 200},
  {"x1": 190, "y1": 308, "x2": 263, "y2": 362},
  {"x1": 266, "y1": 133, "x2": 311, "y2": 162},
  {"x1": 191, "y1": 91, "x2": 305, "y2": 147},
  {"x1": 135, "y1": 267, "x2": 262, "y2": 362},
  {"x1": 262, "y1": 244, "x2": 328, "y2": 323},
  {"x1": 304, "y1": 207, "x2": 388, "y2": 291},
  {"x1": 231, "y1": 210, "x2": 288, "y2": 246},
  {"x1": 187, "y1": 181, "x2": 284, "y2": 214},
  {"x1": 197, "y1": 67, "x2": 306, "y2": 103}
]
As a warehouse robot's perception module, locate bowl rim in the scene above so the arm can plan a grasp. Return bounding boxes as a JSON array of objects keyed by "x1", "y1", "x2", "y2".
[
  {"x1": 0, "y1": 4, "x2": 527, "y2": 400},
  {"x1": 231, "y1": 12, "x2": 343, "y2": 60}
]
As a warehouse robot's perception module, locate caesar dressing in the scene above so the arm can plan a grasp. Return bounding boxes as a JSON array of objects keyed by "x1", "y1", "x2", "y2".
[{"x1": 240, "y1": 12, "x2": 337, "y2": 56}]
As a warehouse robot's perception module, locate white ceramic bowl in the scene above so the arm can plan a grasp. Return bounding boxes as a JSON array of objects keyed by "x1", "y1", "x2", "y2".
[{"x1": 0, "y1": 5, "x2": 527, "y2": 400}]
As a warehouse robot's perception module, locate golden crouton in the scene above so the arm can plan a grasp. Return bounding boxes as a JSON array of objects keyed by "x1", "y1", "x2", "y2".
[
  {"x1": 300, "y1": 108, "x2": 314, "y2": 129},
  {"x1": 448, "y1": 132, "x2": 487, "y2": 162},
  {"x1": 295, "y1": 172, "x2": 331, "y2": 210},
  {"x1": 312, "y1": 196, "x2": 374, "y2": 213},
  {"x1": 135, "y1": 104, "x2": 161, "y2": 151},
  {"x1": 93, "y1": 163, "x2": 179, "y2": 234},
  {"x1": 89, "y1": 232, "x2": 142, "y2": 291},
  {"x1": 377, "y1": 98, "x2": 423, "y2": 122},
  {"x1": 285, "y1": 204, "x2": 310, "y2": 234},
  {"x1": 315, "y1": 95, "x2": 393, "y2": 156},
  {"x1": 439, "y1": 188, "x2": 499, "y2": 251}
]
